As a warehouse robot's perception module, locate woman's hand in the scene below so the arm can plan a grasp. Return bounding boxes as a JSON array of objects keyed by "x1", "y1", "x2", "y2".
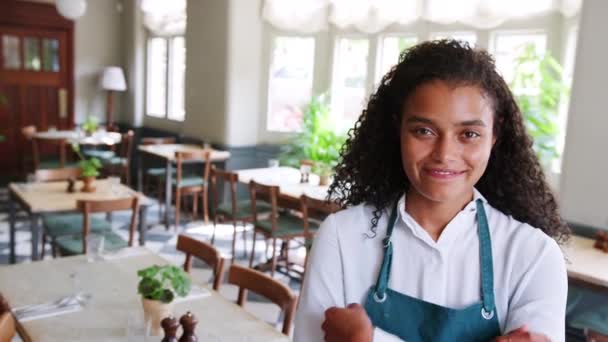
[
  {"x1": 321, "y1": 303, "x2": 373, "y2": 342},
  {"x1": 494, "y1": 326, "x2": 551, "y2": 342}
]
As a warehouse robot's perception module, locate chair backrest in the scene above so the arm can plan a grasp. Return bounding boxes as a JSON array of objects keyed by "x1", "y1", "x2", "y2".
[
  {"x1": 174, "y1": 150, "x2": 212, "y2": 187},
  {"x1": 248, "y1": 180, "x2": 280, "y2": 231},
  {"x1": 176, "y1": 234, "x2": 225, "y2": 290},
  {"x1": 120, "y1": 130, "x2": 134, "y2": 160},
  {"x1": 209, "y1": 166, "x2": 239, "y2": 218},
  {"x1": 76, "y1": 197, "x2": 140, "y2": 251},
  {"x1": 22, "y1": 125, "x2": 40, "y2": 169},
  {"x1": 141, "y1": 137, "x2": 176, "y2": 145},
  {"x1": 227, "y1": 264, "x2": 296, "y2": 335},
  {"x1": 35, "y1": 167, "x2": 82, "y2": 182},
  {"x1": 300, "y1": 195, "x2": 341, "y2": 226},
  {"x1": 0, "y1": 293, "x2": 16, "y2": 342}
]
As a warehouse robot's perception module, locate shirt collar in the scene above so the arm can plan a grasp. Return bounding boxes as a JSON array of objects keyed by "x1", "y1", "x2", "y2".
[{"x1": 395, "y1": 188, "x2": 487, "y2": 251}]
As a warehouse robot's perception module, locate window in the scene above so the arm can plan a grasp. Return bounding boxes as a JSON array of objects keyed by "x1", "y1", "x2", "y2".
[
  {"x1": 491, "y1": 32, "x2": 547, "y2": 84},
  {"x1": 431, "y1": 32, "x2": 477, "y2": 46},
  {"x1": 376, "y1": 35, "x2": 418, "y2": 82},
  {"x1": 331, "y1": 38, "x2": 370, "y2": 129},
  {"x1": 146, "y1": 36, "x2": 186, "y2": 121},
  {"x1": 267, "y1": 36, "x2": 315, "y2": 132}
]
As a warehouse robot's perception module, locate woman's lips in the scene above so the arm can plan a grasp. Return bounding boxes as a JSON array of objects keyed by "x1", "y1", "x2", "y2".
[{"x1": 424, "y1": 168, "x2": 466, "y2": 179}]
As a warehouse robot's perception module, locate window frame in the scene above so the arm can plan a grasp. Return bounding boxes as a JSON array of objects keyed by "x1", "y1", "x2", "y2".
[
  {"x1": 144, "y1": 34, "x2": 186, "y2": 122},
  {"x1": 265, "y1": 35, "x2": 317, "y2": 132}
]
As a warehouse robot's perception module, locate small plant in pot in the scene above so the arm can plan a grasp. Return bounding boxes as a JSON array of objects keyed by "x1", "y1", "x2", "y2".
[
  {"x1": 137, "y1": 265, "x2": 191, "y2": 335},
  {"x1": 314, "y1": 162, "x2": 334, "y2": 186},
  {"x1": 71, "y1": 143, "x2": 102, "y2": 192},
  {"x1": 81, "y1": 115, "x2": 99, "y2": 136}
]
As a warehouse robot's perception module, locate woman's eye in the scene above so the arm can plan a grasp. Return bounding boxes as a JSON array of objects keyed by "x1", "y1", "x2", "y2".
[
  {"x1": 414, "y1": 128, "x2": 434, "y2": 136},
  {"x1": 463, "y1": 131, "x2": 481, "y2": 139}
]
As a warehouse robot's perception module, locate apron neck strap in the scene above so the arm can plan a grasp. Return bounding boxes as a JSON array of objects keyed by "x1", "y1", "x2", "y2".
[
  {"x1": 371, "y1": 197, "x2": 497, "y2": 315},
  {"x1": 476, "y1": 199, "x2": 496, "y2": 315},
  {"x1": 373, "y1": 201, "x2": 399, "y2": 298}
]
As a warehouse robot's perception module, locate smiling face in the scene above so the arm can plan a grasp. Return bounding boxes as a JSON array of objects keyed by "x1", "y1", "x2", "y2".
[{"x1": 400, "y1": 80, "x2": 496, "y2": 205}]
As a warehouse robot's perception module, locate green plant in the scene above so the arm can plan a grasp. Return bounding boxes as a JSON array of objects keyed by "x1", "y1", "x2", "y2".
[
  {"x1": 82, "y1": 116, "x2": 99, "y2": 135},
  {"x1": 137, "y1": 265, "x2": 191, "y2": 303},
  {"x1": 510, "y1": 43, "x2": 570, "y2": 165},
  {"x1": 279, "y1": 94, "x2": 347, "y2": 173},
  {"x1": 71, "y1": 143, "x2": 102, "y2": 177}
]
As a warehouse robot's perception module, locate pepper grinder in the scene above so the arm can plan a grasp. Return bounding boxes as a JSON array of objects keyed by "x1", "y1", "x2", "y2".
[
  {"x1": 179, "y1": 311, "x2": 198, "y2": 342},
  {"x1": 161, "y1": 316, "x2": 179, "y2": 342}
]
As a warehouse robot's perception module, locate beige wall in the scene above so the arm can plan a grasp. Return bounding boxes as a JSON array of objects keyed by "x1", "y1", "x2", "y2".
[
  {"x1": 73, "y1": 0, "x2": 124, "y2": 124},
  {"x1": 224, "y1": 0, "x2": 263, "y2": 146},
  {"x1": 559, "y1": 0, "x2": 608, "y2": 229}
]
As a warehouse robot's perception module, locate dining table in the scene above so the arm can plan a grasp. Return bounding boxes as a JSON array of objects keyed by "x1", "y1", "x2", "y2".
[
  {"x1": 235, "y1": 166, "x2": 329, "y2": 206},
  {"x1": 0, "y1": 247, "x2": 289, "y2": 341},
  {"x1": 8, "y1": 179, "x2": 152, "y2": 264},
  {"x1": 34, "y1": 129, "x2": 122, "y2": 146},
  {"x1": 562, "y1": 234, "x2": 608, "y2": 291},
  {"x1": 136, "y1": 144, "x2": 231, "y2": 229}
]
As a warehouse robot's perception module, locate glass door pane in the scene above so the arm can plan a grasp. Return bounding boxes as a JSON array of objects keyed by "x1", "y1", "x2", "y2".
[
  {"x1": 42, "y1": 38, "x2": 60, "y2": 72},
  {"x1": 24, "y1": 37, "x2": 41, "y2": 70},
  {"x1": 2, "y1": 35, "x2": 21, "y2": 69}
]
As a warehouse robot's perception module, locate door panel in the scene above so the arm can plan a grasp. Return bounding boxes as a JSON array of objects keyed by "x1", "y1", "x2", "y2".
[{"x1": 0, "y1": 16, "x2": 73, "y2": 178}]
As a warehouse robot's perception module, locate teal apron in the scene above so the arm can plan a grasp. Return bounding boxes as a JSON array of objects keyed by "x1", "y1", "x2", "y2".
[{"x1": 364, "y1": 199, "x2": 501, "y2": 341}]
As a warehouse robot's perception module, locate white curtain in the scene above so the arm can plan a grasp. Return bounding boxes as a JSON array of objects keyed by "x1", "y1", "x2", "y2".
[
  {"x1": 262, "y1": 0, "x2": 582, "y2": 33},
  {"x1": 140, "y1": 0, "x2": 187, "y2": 36}
]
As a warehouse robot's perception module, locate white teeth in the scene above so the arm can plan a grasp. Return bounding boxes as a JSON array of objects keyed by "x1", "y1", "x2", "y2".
[{"x1": 433, "y1": 170, "x2": 456, "y2": 175}]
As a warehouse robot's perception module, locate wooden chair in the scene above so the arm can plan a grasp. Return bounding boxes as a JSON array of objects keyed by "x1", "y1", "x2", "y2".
[
  {"x1": 22, "y1": 125, "x2": 67, "y2": 171},
  {"x1": 103, "y1": 130, "x2": 134, "y2": 186},
  {"x1": 141, "y1": 137, "x2": 176, "y2": 220},
  {"x1": 51, "y1": 197, "x2": 139, "y2": 256},
  {"x1": 176, "y1": 234, "x2": 225, "y2": 290},
  {"x1": 35, "y1": 167, "x2": 83, "y2": 258},
  {"x1": 173, "y1": 150, "x2": 211, "y2": 230},
  {"x1": 248, "y1": 180, "x2": 320, "y2": 277},
  {"x1": 0, "y1": 293, "x2": 16, "y2": 342},
  {"x1": 300, "y1": 194, "x2": 341, "y2": 277},
  {"x1": 228, "y1": 264, "x2": 297, "y2": 335},
  {"x1": 209, "y1": 166, "x2": 271, "y2": 262}
]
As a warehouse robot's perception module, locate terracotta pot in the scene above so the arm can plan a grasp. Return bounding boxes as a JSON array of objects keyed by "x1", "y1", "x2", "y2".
[
  {"x1": 319, "y1": 174, "x2": 331, "y2": 186},
  {"x1": 81, "y1": 176, "x2": 96, "y2": 192},
  {"x1": 142, "y1": 298, "x2": 174, "y2": 336}
]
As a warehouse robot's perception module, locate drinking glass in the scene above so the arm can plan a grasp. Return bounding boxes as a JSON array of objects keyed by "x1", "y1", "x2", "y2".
[{"x1": 86, "y1": 234, "x2": 105, "y2": 262}]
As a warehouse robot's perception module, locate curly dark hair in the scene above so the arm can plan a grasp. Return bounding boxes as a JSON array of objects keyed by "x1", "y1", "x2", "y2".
[{"x1": 328, "y1": 39, "x2": 569, "y2": 242}]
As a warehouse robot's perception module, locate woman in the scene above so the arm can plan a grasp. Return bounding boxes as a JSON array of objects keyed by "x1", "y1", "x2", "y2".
[{"x1": 294, "y1": 40, "x2": 569, "y2": 342}]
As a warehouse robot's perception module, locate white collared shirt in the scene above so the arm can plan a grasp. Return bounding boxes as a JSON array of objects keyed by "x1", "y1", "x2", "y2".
[{"x1": 294, "y1": 190, "x2": 567, "y2": 342}]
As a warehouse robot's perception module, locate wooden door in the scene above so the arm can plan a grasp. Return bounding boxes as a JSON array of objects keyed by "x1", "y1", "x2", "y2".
[{"x1": 0, "y1": 1, "x2": 74, "y2": 181}]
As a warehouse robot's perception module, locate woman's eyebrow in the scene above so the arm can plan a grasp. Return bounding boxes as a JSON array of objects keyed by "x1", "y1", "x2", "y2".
[{"x1": 406, "y1": 116, "x2": 487, "y2": 127}]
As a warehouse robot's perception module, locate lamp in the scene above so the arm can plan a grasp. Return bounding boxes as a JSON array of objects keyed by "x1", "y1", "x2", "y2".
[
  {"x1": 55, "y1": 0, "x2": 87, "y2": 20},
  {"x1": 100, "y1": 66, "x2": 127, "y2": 129}
]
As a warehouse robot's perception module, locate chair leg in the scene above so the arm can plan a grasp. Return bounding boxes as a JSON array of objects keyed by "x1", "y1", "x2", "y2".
[
  {"x1": 231, "y1": 219, "x2": 238, "y2": 264},
  {"x1": 157, "y1": 178, "x2": 164, "y2": 225},
  {"x1": 270, "y1": 237, "x2": 278, "y2": 277},
  {"x1": 242, "y1": 222, "x2": 248, "y2": 258},
  {"x1": 249, "y1": 230, "x2": 258, "y2": 268},
  {"x1": 41, "y1": 232, "x2": 47, "y2": 259},
  {"x1": 202, "y1": 187, "x2": 209, "y2": 225},
  {"x1": 192, "y1": 193, "x2": 198, "y2": 221},
  {"x1": 211, "y1": 216, "x2": 218, "y2": 245},
  {"x1": 175, "y1": 188, "x2": 181, "y2": 231},
  {"x1": 285, "y1": 239, "x2": 291, "y2": 274}
]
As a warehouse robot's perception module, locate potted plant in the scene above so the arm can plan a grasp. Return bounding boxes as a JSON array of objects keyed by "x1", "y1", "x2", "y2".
[
  {"x1": 71, "y1": 143, "x2": 102, "y2": 192},
  {"x1": 137, "y1": 265, "x2": 191, "y2": 335},
  {"x1": 279, "y1": 94, "x2": 346, "y2": 184},
  {"x1": 81, "y1": 115, "x2": 99, "y2": 136},
  {"x1": 510, "y1": 43, "x2": 570, "y2": 168}
]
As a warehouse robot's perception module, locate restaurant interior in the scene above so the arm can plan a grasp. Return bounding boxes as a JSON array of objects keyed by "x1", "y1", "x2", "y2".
[{"x1": 0, "y1": 0, "x2": 607, "y2": 341}]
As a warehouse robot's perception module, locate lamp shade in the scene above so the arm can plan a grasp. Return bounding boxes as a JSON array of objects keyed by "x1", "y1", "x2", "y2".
[
  {"x1": 100, "y1": 66, "x2": 127, "y2": 91},
  {"x1": 55, "y1": 0, "x2": 87, "y2": 20}
]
